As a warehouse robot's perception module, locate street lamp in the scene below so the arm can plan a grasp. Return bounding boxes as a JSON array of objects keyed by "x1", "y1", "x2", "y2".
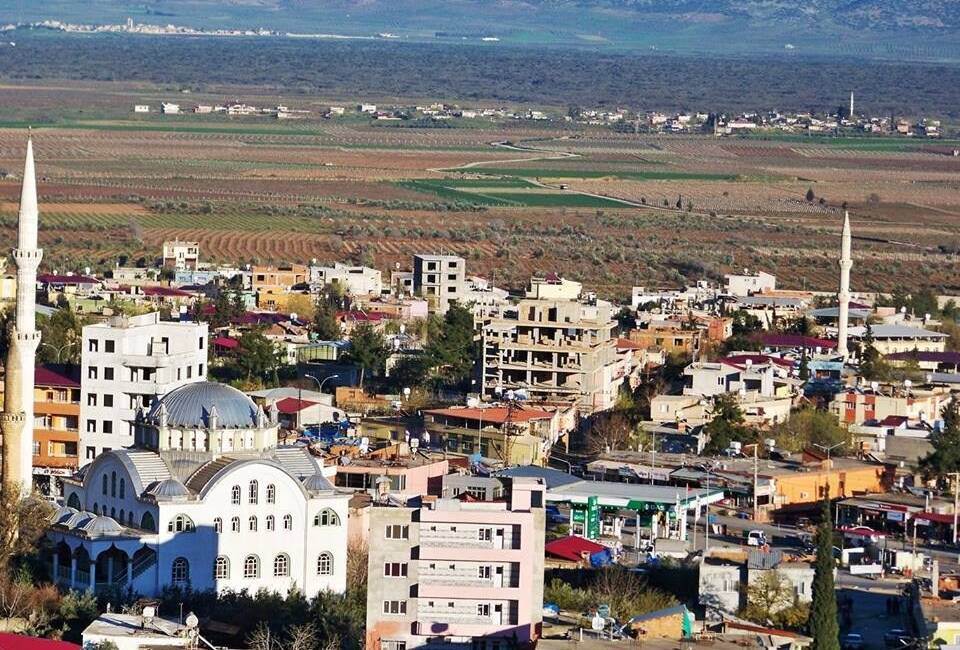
[
  {"x1": 302, "y1": 374, "x2": 339, "y2": 434},
  {"x1": 40, "y1": 341, "x2": 77, "y2": 363}
]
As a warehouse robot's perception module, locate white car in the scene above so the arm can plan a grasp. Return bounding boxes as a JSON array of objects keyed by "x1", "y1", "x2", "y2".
[{"x1": 746, "y1": 530, "x2": 768, "y2": 546}]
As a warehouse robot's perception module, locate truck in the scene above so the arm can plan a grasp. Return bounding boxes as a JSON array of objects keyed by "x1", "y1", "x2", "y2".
[{"x1": 746, "y1": 530, "x2": 768, "y2": 547}]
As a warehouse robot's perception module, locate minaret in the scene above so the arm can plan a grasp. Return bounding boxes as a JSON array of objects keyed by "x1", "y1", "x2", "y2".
[
  {"x1": 849, "y1": 92, "x2": 855, "y2": 118},
  {"x1": 1, "y1": 134, "x2": 43, "y2": 493},
  {"x1": 837, "y1": 211, "x2": 852, "y2": 360}
]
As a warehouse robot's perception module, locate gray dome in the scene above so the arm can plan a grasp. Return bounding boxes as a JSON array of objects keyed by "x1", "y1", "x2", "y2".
[
  {"x1": 150, "y1": 382, "x2": 258, "y2": 429},
  {"x1": 81, "y1": 515, "x2": 123, "y2": 536},
  {"x1": 51, "y1": 505, "x2": 78, "y2": 523},
  {"x1": 146, "y1": 478, "x2": 191, "y2": 498},
  {"x1": 62, "y1": 512, "x2": 89, "y2": 528},
  {"x1": 303, "y1": 473, "x2": 334, "y2": 492}
]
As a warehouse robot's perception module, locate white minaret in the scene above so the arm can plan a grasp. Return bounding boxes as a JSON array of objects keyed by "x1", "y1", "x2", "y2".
[
  {"x1": 849, "y1": 92, "x2": 855, "y2": 118},
  {"x1": 1, "y1": 134, "x2": 43, "y2": 493},
  {"x1": 837, "y1": 211, "x2": 852, "y2": 360}
]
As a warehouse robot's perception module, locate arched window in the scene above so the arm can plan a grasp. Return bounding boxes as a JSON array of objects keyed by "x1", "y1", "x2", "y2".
[
  {"x1": 110, "y1": 507, "x2": 116, "y2": 518},
  {"x1": 102, "y1": 475, "x2": 108, "y2": 495},
  {"x1": 317, "y1": 552, "x2": 333, "y2": 576},
  {"x1": 67, "y1": 493, "x2": 81, "y2": 509},
  {"x1": 248, "y1": 516, "x2": 257, "y2": 532},
  {"x1": 231, "y1": 485, "x2": 241, "y2": 505},
  {"x1": 266, "y1": 484, "x2": 276, "y2": 504},
  {"x1": 128, "y1": 512, "x2": 134, "y2": 526},
  {"x1": 171, "y1": 557, "x2": 190, "y2": 585},
  {"x1": 167, "y1": 514, "x2": 195, "y2": 533},
  {"x1": 266, "y1": 515, "x2": 275, "y2": 531},
  {"x1": 111, "y1": 471, "x2": 116, "y2": 497},
  {"x1": 243, "y1": 555, "x2": 259, "y2": 578},
  {"x1": 93, "y1": 503, "x2": 99, "y2": 515},
  {"x1": 214, "y1": 517, "x2": 223, "y2": 533},
  {"x1": 119, "y1": 509, "x2": 125, "y2": 524},
  {"x1": 141, "y1": 511, "x2": 156, "y2": 532},
  {"x1": 313, "y1": 509, "x2": 340, "y2": 527},
  {"x1": 119, "y1": 478, "x2": 125, "y2": 499},
  {"x1": 248, "y1": 480, "x2": 258, "y2": 504},
  {"x1": 283, "y1": 514, "x2": 293, "y2": 531},
  {"x1": 231, "y1": 516, "x2": 240, "y2": 532},
  {"x1": 273, "y1": 554, "x2": 290, "y2": 577},
  {"x1": 214, "y1": 556, "x2": 230, "y2": 580}
]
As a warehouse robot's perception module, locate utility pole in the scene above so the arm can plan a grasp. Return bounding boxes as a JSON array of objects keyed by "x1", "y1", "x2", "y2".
[
  {"x1": 753, "y1": 442, "x2": 759, "y2": 521},
  {"x1": 950, "y1": 472, "x2": 960, "y2": 545}
]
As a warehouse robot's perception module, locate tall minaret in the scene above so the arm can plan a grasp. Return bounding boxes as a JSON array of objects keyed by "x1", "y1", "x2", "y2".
[
  {"x1": 837, "y1": 211, "x2": 852, "y2": 360},
  {"x1": 1, "y1": 134, "x2": 43, "y2": 494},
  {"x1": 849, "y1": 92, "x2": 855, "y2": 118}
]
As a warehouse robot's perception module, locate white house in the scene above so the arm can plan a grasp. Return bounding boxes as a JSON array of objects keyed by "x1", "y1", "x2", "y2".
[
  {"x1": 160, "y1": 103, "x2": 180, "y2": 115},
  {"x1": 725, "y1": 270, "x2": 776, "y2": 297},
  {"x1": 80, "y1": 313, "x2": 208, "y2": 463},
  {"x1": 309, "y1": 262, "x2": 382, "y2": 296},
  {"x1": 50, "y1": 382, "x2": 349, "y2": 598},
  {"x1": 133, "y1": 105, "x2": 150, "y2": 113}
]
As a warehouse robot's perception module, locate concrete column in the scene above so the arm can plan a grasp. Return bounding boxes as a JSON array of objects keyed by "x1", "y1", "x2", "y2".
[
  {"x1": 52, "y1": 553, "x2": 59, "y2": 585},
  {"x1": 106, "y1": 555, "x2": 114, "y2": 585},
  {"x1": 88, "y1": 562, "x2": 95, "y2": 591},
  {"x1": 70, "y1": 557, "x2": 77, "y2": 588}
]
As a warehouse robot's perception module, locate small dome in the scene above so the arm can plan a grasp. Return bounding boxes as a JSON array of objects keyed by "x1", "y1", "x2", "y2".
[
  {"x1": 146, "y1": 478, "x2": 191, "y2": 498},
  {"x1": 81, "y1": 515, "x2": 123, "y2": 536},
  {"x1": 303, "y1": 473, "x2": 334, "y2": 492},
  {"x1": 63, "y1": 512, "x2": 90, "y2": 528},
  {"x1": 148, "y1": 382, "x2": 259, "y2": 429},
  {"x1": 51, "y1": 505, "x2": 78, "y2": 523}
]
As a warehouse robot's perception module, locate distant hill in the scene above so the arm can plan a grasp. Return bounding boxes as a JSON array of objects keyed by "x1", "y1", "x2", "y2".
[{"x1": 5, "y1": 0, "x2": 960, "y2": 59}]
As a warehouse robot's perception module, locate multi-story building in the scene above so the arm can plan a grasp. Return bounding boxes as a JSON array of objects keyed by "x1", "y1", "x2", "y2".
[
  {"x1": 724, "y1": 270, "x2": 776, "y2": 297},
  {"x1": 80, "y1": 312, "x2": 208, "y2": 463},
  {"x1": 481, "y1": 293, "x2": 621, "y2": 414},
  {"x1": 413, "y1": 254, "x2": 465, "y2": 314},
  {"x1": 161, "y1": 240, "x2": 199, "y2": 270},
  {"x1": 830, "y1": 385, "x2": 949, "y2": 426},
  {"x1": 365, "y1": 477, "x2": 546, "y2": 650},
  {"x1": 32, "y1": 365, "x2": 82, "y2": 495},
  {"x1": 526, "y1": 273, "x2": 582, "y2": 301},
  {"x1": 309, "y1": 262, "x2": 382, "y2": 296},
  {"x1": 848, "y1": 324, "x2": 949, "y2": 355},
  {"x1": 252, "y1": 264, "x2": 309, "y2": 310}
]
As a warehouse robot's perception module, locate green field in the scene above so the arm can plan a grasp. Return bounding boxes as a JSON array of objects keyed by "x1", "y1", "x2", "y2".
[{"x1": 397, "y1": 178, "x2": 633, "y2": 207}]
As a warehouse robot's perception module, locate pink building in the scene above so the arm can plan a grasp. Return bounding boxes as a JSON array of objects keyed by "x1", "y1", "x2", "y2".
[{"x1": 365, "y1": 477, "x2": 546, "y2": 650}]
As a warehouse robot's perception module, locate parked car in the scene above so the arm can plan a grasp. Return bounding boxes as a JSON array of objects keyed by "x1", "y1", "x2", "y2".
[
  {"x1": 746, "y1": 530, "x2": 768, "y2": 547},
  {"x1": 842, "y1": 633, "x2": 865, "y2": 650}
]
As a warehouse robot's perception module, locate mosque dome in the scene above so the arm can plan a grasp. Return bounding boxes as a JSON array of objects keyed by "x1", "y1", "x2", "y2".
[
  {"x1": 81, "y1": 515, "x2": 123, "y2": 536},
  {"x1": 51, "y1": 505, "x2": 78, "y2": 524},
  {"x1": 302, "y1": 473, "x2": 334, "y2": 492},
  {"x1": 146, "y1": 478, "x2": 191, "y2": 499},
  {"x1": 149, "y1": 382, "x2": 259, "y2": 429}
]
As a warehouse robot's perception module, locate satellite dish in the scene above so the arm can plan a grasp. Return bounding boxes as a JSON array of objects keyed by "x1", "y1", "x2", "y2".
[{"x1": 185, "y1": 612, "x2": 199, "y2": 628}]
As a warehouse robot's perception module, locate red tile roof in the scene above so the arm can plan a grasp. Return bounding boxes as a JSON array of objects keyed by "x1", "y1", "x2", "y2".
[
  {"x1": 35, "y1": 365, "x2": 81, "y2": 388},
  {"x1": 759, "y1": 334, "x2": 837, "y2": 349},
  {"x1": 37, "y1": 273, "x2": 100, "y2": 285},
  {"x1": 213, "y1": 336, "x2": 239, "y2": 350},
  {"x1": 139, "y1": 285, "x2": 194, "y2": 298},
  {"x1": 878, "y1": 415, "x2": 909, "y2": 427},
  {"x1": 545, "y1": 536, "x2": 607, "y2": 562},
  {"x1": 0, "y1": 633, "x2": 81, "y2": 650},
  {"x1": 274, "y1": 397, "x2": 319, "y2": 414},
  {"x1": 616, "y1": 338, "x2": 645, "y2": 350},
  {"x1": 424, "y1": 406, "x2": 553, "y2": 424}
]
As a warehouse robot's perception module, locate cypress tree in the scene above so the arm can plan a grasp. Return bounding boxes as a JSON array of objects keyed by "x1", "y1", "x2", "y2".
[{"x1": 809, "y1": 498, "x2": 840, "y2": 650}]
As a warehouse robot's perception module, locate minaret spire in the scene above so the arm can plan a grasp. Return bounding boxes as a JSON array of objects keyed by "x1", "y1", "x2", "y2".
[
  {"x1": 1, "y1": 132, "x2": 43, "y2": 494},
  {"x1": 837, "y1": 211, "x2": 852, "y2": 360}
]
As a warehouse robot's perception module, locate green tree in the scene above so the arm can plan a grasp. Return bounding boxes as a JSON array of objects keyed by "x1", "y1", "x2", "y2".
[
  {"x1": 36, "y1": 308, "x2": 84, "y2": 365},
  {"x1": 771, "y1": 407, "x2": 849, "y2": 453},
  {"x1": 742, "y1": 570, "x2": 800, "y2": 627},
  {"x1": 424, "y1": 302, "x2": 476, "y2": 386},
  {"x1": 702, "y1": 394, "x2": 755, "y2": 455},
  {"x1": 312, "y1": 298, "x2": 341, "y2": 341},
  {"x1": 235, "y1": 330, "x2": 283, "y2": 384},
  {"x1": 920, "y1": 398, "x2": 960, "y2": 478},
  {"x1": 809, "y1": 499, "x2": 840, "y2": 650},
  {"x1": 345, "y1": 323, "x2": 387, "y2": 382},
  {"x1": 805, "y1": 187, "x2": 815, "y2": 202}
]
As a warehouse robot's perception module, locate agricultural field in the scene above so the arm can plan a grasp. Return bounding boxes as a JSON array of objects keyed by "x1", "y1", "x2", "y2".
[{"x1": 0, "y1": 82, "x2": 958, "y2": 299}]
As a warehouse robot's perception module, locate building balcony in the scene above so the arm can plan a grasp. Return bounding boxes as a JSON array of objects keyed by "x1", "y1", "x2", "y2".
[{"x1": 120, "y1": 354, "x2": 171, "y2": 369}]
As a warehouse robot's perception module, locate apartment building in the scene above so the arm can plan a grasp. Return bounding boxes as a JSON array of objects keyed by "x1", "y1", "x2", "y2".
[
  {"x1": 365, "y1": 477, "x2": 546, "y2": 650},
  {"x1": 830, "y1": 385, "x2": 949, "y2": 426},
  {"x1": 252, "y1": 264, "x2": 309, "y2": 309},
  {"x1": 161, "y1": 240, "x2": 199, "y2": 270},
  {"x1": 309, "y1": 262, "x2": 382, "y2": 296},
  {"x1": 413, "y1": 254, "x2": 465, "y2": 314},
  {"x1": 79, "y1": 312, "x2": 208, "y2": 463},
  {"x1": 32, "y1": 365, "x2": 82, "y2": 494},
  {"x1": 724, "y1": 270, "x2": 776, "y2": 297},
  {"x1": 481, "y1": 295, "x2": 621, "y2": 414}
]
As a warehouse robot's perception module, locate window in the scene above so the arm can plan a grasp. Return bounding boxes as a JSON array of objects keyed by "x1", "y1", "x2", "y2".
[
  {"x1": 477, "y1": 604, "x2": 490, "y2": 617},
  {"x1": 103, "y1": 421, "x2": 113, "y2": 435},
  {"x1": 119, "y1": 478, "x2": 125, "y2": 499},
  {"x1": 111, "y1": 471, "x2": 116, "y2": 496},
  {"x1": 382, "y1": 642, "x2": 407, "y2": 650},
  {"x1": 187, "y1": 366, "x2": 193, "y2": 379},
  {"x1": 167, "y1": 514, "x2": 195, "y2": 533},
  {"x1": 316, "y1": 552, "x2": 333, "y2": 575},
  {"x1": 214, "y1": 517, "x2": 223, "y2": 533},
  {"x1": 67, "y1": 493, "x2": 81, "y2": 509},
  {"x1": 89, "y1": 340, "x2": 99, "y2": 352},
  {"x1": 248, "y1": 516, "x2": 258, "y2": 532},
  {"x1": 87, "y1": 420, "x2": 97, "y2": 434},
  {"x1": 385, "y1": 524, "x2": 409, "y2": 539},
  {"x1": 382, "y1": 601, "x2": 407, "y2": 615},
  {"x1": 93, "y1": 503, "x2": 99, "y2": 515},
  {"x1": 141, "y1": 512, "x2": 156, "y2": 532},
  {"x1": 266, "y1": 484, "x2": 276, "y2": 504},
  {"x1": 101, "y1": 474, "x2": 108, "y2": 495},
  {"x1": 478, "y1": 528, "x2": 492, "y2": 541},
  {"x1": 273, "y1": 554, "x2": 290, "y2": 577},
  {"x1": 119, "y1": 509, "x2": 125, "y2": 523},
  {"x1": 87, "y1": 394, "x2": 98, "y2": 407},
  {"x1": 104, "y1": 394, "x2": 114, "y2": 408},
  {"x1": 266, "y1": 515, "x2": 275, "y2": 531},
  {"x1": 86, "y1": 446, "x2": 96, "y2": 460},
  {"x1": 314, "y1": 509, "x2": 340, "y2": 526},
  {"x1": 171, "y1": 557, "x2": 190, "y2": 585},
  {"x1": 248, "y1": 480, "x2": 258, "y2": 504},
  {"x1": 105, "y1": 340, "x2": 115, "y2": 353},
  {"x1": 199, "y1": 337, "x2": 204, "y2": 350},
  {"x1": 214, "y1": 556, "x2": 229, "y2": 579},
  {"x1": 279, "y1": 514, "x2": 292, "y2": 531},
  {"x1": 199, "y1": 363, "x2": 204, "y2": 376},
  {"x1": 231, "y1": 517, "x2": 240, "y2": 532},
  {"x1": 384, "y1": 562, "x2": 408, "y2": 577},
  {"x1": 243, "y1": 555, "x2": 260, "y2": 578},
  {"x1": 104, "y1": 367, "x2": 114, "y2": 381},
  {"x1": 231, "y1": 485, "x2": 241, "y2": 505}
]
